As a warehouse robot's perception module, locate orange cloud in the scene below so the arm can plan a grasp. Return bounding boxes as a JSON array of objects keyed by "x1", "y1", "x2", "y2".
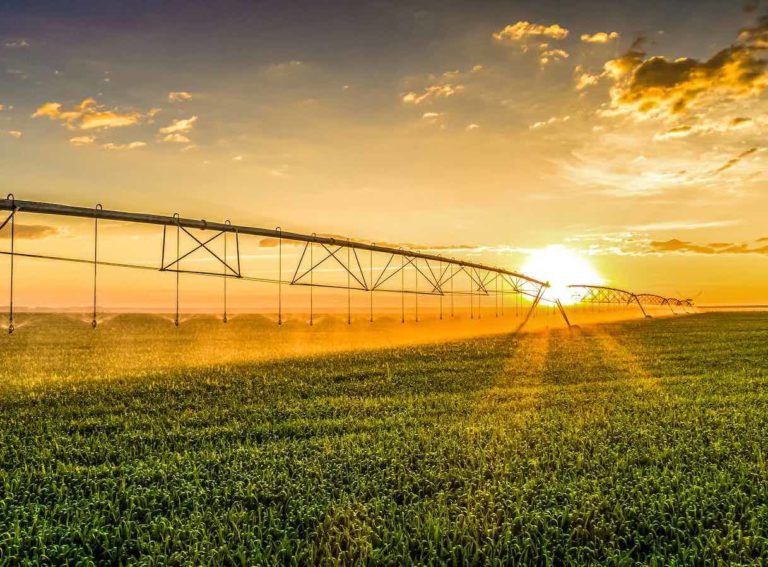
[
  {"x1": 0, "y1": 224, "x2": 58, "y2": 240},
  {"x1": 32, "y1": 98, "x2": 141, "y2": 130},
  {"x1": 159, "y1": 116, "x2": 197, "y2": 143},
  {"x1": 69, "y1": 136, "x2": 95, "y2": 146},
  {"x1": 603, "y1": 19, "x2": 768, "y2": 118},
  {"x1": 653, "y1": 116, "x2": 756, "y2": 140},
  {"x1": 101, "y1": 141, "x2": 146, "y2": 151},
  {"x1": 648, "y1": 238, "x2": 768, "y2": 255},
  {"x1": 493, "y1": 21, "x2": 569, "y2": 42},
  {"x1": 712, "y1": 147, "x2": 758, "y2": 174},
  {"x1": 574, "y1": 66, "x2": 601, "y2": 90},
  {"x1": 168, "y1": 91, "x2": 192, "y2": 102},
  {"x1": 401, "y1": 84, "x2": 464, "y2": 105},
  {"x1": 653, "y1": 125, "x2": 693, "y2": 140},
  {"x1": 581, "y1": 31, "x2": 619, "y2": 43},
  {"x1": 539, "y1": 48, "x2": 569, "y2": 66},
  {"x1": 529, "y1": 115, "x2": 571, "y2": 129}
]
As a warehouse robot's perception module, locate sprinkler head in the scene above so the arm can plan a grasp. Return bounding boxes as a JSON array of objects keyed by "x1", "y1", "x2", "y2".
[
  {"x1": 223, "y1": 315, "x2": 228, "y2": 324},
  {"x1": 174, "y1": 318, "x2": 179, "y2": 327},
  {"x1": 91, "y1": 319, "x2": 97, "y2": 329}
]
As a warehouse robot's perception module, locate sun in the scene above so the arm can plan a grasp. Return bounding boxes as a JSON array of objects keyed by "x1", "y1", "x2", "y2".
[{"x1": 520, "y1": 245, "x2": 603, "y2": 304}]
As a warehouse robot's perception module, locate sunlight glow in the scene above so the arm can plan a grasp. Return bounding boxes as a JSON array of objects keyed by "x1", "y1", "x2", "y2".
[{"x1": 521, "y1": 245, "x2": 603, "y2": 304}]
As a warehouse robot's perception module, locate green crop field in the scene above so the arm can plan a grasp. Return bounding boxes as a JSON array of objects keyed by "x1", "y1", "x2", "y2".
[{"x1": 1, "y1": 312, "x2": 768, "y2": 565}]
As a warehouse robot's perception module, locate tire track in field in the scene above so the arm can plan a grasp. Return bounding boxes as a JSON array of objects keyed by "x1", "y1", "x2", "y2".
[
  {"x1": 534, "y1": 325, "x2": 679, "y2": 429},
  {"x1": 471, "y1": 329, "x2": 551, "y2": 426},
  {"x1": 583, "y1": 326, "x2": 662, "y2": 395}
]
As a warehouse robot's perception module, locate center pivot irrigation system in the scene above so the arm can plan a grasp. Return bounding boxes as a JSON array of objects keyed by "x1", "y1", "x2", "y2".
[{"x1": 0, "y1": 196, "x2": 692, "y2": 334}]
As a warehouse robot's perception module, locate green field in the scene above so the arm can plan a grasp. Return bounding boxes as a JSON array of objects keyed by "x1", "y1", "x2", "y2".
[{"x1": 1, "y1": 313, "x2": 768, "y2": 564}]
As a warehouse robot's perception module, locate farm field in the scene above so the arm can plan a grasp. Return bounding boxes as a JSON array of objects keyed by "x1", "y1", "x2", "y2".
[{"x1": 1, "y1": 312, "x2": 768, "y2": 564}]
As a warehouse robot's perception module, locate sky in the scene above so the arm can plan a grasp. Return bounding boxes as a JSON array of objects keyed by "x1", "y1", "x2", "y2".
[{"x1": 1, "y1": 0, "x2": 768, "y2": 307}]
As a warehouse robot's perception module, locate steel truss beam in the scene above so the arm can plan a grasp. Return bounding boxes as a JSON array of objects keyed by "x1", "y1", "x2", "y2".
[
  {"x1": 0, "y1": 198, "x2": 546, "y2": 286},
  {"x1": 568, "y1": 284, "x2": 650, "y2": 318},
  {"x1": 568, "y1": 285, "x2": 693, "y2": 318},
  {"x1": 0, "y1": 197, "x2": 563, "y2": 331}
]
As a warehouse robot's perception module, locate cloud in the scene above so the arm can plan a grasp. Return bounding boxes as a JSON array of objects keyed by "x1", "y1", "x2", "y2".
[
  {"x1": 647, "y1": 238, "x2": 768, "y2": 255},
  {"x1": 654, "y1": 116, "x2": 756, "y2": 140},
  {"x1": 574, "y1": 66, "x2": 601, "y2": 90},
  {"x1": 649, "y1": 239, "x2": 720, "y2": 254},
  {"x1": 653, "y1": 125, "x2": 693, "y2": 140},
  {"x1": 159, "y1": 116, "x2": 196, "y2": 134},
  {"x1": 162, "y1": 133, "x2": 190, "y2": 143},
  {"x1": 421, "y1": 112, "x2": 442, "y2": 120},
  {"x1": 168, "y1": 91, "x2": 192, "y2": 102},
  {"x1": 3, "y1": 39, "x2": 29, "y2": 49},
  {"x1": 265, "y1": 60, "x2": 304, "y2": 74},
  {"x1": 402, "y1": 84, "x2": 464, "y2": 105},
  {"x1": 400, "y1": 65, "x2": 481, "y2": 107},
  {"x1": 101, "y1": 141, "x2": 146, "y2": 150},
  {"x1": 492, "y1": 21, "x2": 569, "y2": 42},
  {"x1": 493, "y1": 21, "x2": 570, "y2": 68},
  {"x1": 568, "y1": 231, "x2": 768, "y2": 257},
  {"x1": 539, "y1": 48, "x2": 569, "y2": 65},
  {"x1": 32, "y1": 98, "x2": 141, "y2": 130},
  {"x1": 581, "y1": 32, "x2": 619, "y2": 44},
  {"x1": 69, "y1": 136, "x2": 95, "y2": 146},
  {"x1": 159, "y1": 116, "x2": 197, "y2": 142},
  {"x1": 529, "y1": 115, "x2": 570, "y2": 129},
  {"x1": 740, "y1": 14, "x2": 768, "y2": 47},
  {"x1": 465, "y1": 123, "x2": 480, "y2": 131},
  {"x1": 628, "y1": 220, "x2": 738, "y2": 231},
  {"x1": 4, "y1": 130, "x2": 21, "y2": 139},
  {"x1": 603, "y1": 18, "x2": 768, "y2": 118},
  {"x1": 730, "y1": 116, "x2": 754, "y2": 128},
  {"x1": 0, "y1": 224, "x2": 58, "y2": 240},
  {"x1": 712, "y1": 147, "x2": 758, "y2": 174}
]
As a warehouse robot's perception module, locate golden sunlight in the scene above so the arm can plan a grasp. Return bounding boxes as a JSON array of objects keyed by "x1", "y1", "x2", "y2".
[{"x1": 520, "y1": 245, "x2": 603, "y2": 304}]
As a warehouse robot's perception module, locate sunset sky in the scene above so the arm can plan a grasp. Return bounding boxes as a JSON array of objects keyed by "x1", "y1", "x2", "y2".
[{"x1": 2, "y1": 0, "x2": 768, "y2": 306}]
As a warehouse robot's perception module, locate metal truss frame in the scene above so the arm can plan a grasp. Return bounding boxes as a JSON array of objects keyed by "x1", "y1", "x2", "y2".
[
  {"x1": 568, "y1": 285, "x2": 693, "y2": 319},
  {"x1": 0, "y1": 197, "x2": 562, "y2": 333},
  {"x1": 568, "y1": 285, "x2": 651, "y2": 318}
]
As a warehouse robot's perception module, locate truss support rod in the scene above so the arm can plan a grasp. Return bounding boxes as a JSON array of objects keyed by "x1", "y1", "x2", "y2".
[
  {"x1": 439, "y1": 260, "x2": 443, "y2": 320},
  {"x1": 401, "y1": 254, "x2": 405, "y2": 324},
  {"x1": 309, "y1": 239, "x2": 314, "y2": 326},
  {"x1": 516, "y1": 285, "x2": 546, "y2": 333},
  {"x1": 501, "y1": 275, "x2": 504, "y2": 316},
  {"x1": 223, "y1": 220, "x2": 231, "y2": 323},
  {"x1": 174, "y1": 214, "x2": 180, "y2": 327},
  {"x1": 277, "y1": 227, "x2": 282, "y2": 326},
  {"x1": 556, "y1": 299, "x2": 571, "y2": 329},
  {"x1": 369, "y1": 246, "x2": 373, "y2": 323},
  {"x1": 3, "y1": 196, "x2": 16, "y2": 334},
  {"x1": 470, "y1": 273, "x2": 474, "y2": 320},
  {"x1": 347, "y1": 241, "x2": 351, "y2": 325},
  {"x1": 92, "y1": 204, "x2": 102, "y2": 328},
  {"x1": 415, "y1": 258, "x2": 418, "y2": 323},
  {"x1": 633, "y1": 295, "x2": 650, "y2": 319}
]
